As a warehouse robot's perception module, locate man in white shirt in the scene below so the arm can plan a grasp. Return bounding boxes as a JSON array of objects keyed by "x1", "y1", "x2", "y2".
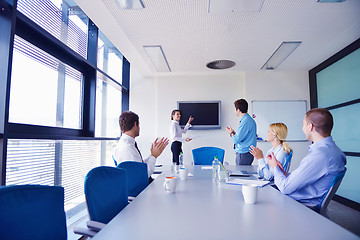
[{"x1": 113, "y1": 111, "x2": 169, "y2": 177}]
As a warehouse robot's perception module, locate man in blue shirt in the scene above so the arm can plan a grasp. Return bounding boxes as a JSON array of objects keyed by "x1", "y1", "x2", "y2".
[
  {"x1": 267, "y1": 108, "x2": 346, "y2": 209},
  {"x1": 226, "y1": 99, "x2": 257, "y2": 165}
]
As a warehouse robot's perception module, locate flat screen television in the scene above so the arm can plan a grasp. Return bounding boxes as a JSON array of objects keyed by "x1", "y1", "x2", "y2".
[{"x1": 177, "y1": 101, "x2": 221, "y2": 130}]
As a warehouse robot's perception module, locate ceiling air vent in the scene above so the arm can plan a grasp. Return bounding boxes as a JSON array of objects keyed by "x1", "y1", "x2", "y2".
[{"x1": 206, "y1": 60, "x2": 236, "y2": 70}]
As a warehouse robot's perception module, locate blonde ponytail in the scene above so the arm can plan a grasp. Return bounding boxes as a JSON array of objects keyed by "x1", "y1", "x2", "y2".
[
  {"x1": 281, "y1": 141, "x2": 292, "y2": 155},
  {"x1": 269, "y1": 123, "x2": 292, "y2": 154}
]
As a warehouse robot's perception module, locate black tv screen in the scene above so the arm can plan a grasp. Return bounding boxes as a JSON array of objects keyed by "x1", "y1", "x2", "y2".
[{"x1": 178, "y1": 101, "x2": 221, "y2": 130}]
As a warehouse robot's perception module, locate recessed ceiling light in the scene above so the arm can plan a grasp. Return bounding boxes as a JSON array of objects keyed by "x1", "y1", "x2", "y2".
[
  {"x1": 143, "y1": 45, "x2": 171, "y2": 72},
  {"x1": 207, "y1": 60, "x2": 236, "y2": 70},
  {"x1": 115, "y1": 0, "x2": 144, "y2": 10},
  {"x1": 261, "y1": 41, "x2": 301, "y2": 70}
]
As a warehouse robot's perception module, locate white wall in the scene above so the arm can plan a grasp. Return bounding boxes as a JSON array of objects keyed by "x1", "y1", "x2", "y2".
[
  {"x1": 156, "y1": 73, "x2": 245, "y2": 166},
  {"x1": 130, "y1": 69, "x2": 311, "y2": 172}
]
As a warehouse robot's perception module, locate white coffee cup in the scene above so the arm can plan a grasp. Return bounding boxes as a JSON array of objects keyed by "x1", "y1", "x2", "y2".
[
  {"x1": 179, "y1": 168, "x2": 188, "y2": 180},
  {"x1": 164, "y1": 177, "x2": 177, "y2": 193},
  {"x1": 242, "y1": 184, "x2": 258, "y2": 204}
]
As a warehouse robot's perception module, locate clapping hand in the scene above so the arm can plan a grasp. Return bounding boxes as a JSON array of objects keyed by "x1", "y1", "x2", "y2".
[
  {"x1": 150, "y1": 137, "x2": 169, "y2": 158},
  {"x1": 266, "y1": 152, "x2": 287, "y2": 176},
  {"x1": 249, "y1": 145, "x2": 264, "y2": 160},
  {"x1": 266, "y1": 152, "x2": 278, "y2": 168}
]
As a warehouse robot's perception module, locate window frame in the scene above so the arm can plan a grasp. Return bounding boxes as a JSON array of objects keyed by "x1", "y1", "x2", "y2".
[
  {"x1": 309, "y1": 37, "x2": 360, "y2": 211},
  {"x1": 0, "y1": 0, "x2": 130, "y2": 185}
]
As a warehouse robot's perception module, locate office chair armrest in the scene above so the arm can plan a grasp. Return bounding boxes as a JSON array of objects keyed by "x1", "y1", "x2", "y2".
[
  {"x1": 73, "y1": 226, "x2": 98, "y2": 238},
  {"x1": 128, "y1": 196, "x2": 136, "y2": 202},
  {"x1": 86, "y1": 220, "x2": 106, "y2": 232}
]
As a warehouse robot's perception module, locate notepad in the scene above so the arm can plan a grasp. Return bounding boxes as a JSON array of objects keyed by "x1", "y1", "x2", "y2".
[
  {"x1": 189, "y1": 135, "x2": 202, "y2": 139},
  {"x1": 226, "y1": 179, "x2": 270, "y2": 187},
  {"x1": 201, "y1": 166, "x2": 213, "y2": 170}
]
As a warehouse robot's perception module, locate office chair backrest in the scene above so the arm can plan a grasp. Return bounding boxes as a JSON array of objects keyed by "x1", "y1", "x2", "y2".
[
  {"x1": 318, "y1": 168, "x2": 347, "y2": 216},
  {"x1": 85, "y1": 166, "x2": 128, "y2": 224},
  {"x1": 0, "y1": 185, "x2": 67, "y2": 240},
  {"x1": 284, "y1": 150, "x2": 293, "y2": 173},
  {"x1": 117, "y1": 161, "x2": 149, "y2": 197},
  {"x1": 192, "y1": 147, "x2": 225, "y2": 165}
]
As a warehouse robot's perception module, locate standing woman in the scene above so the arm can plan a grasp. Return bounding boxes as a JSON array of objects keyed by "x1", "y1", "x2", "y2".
[
  {"x1": 250, "y1": 123, "x2": 292, "y2": 180},
  {"x1": 169, "y1": 110, "x2": 194, "y2": 165}
]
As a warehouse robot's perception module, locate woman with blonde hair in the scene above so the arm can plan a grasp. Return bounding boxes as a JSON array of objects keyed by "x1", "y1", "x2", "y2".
[{"x1": 250, "y1": 123, "x2": 292, "y2": 180}]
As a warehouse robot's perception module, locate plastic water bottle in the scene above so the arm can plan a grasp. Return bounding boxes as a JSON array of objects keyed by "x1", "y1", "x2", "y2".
[
  {"x1": 179, "y1": 152, "x2": 184, "y2": 167},
  {"x1": 171, "y1": 162, "x2": 176, "y2": 174},
  {"x1": 212, "y1": 156, "x2": 220, "y2": 182}
]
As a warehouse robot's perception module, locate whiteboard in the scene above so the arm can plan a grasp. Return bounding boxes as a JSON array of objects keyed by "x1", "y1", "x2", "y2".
[{"x1": 252, "y1": 101, "x2": 307, "y2": 141}]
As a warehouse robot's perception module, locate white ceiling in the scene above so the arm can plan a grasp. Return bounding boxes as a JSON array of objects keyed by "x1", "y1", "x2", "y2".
[{"x1": 74, "y1": 0, "x2": 360, "y2": 77}]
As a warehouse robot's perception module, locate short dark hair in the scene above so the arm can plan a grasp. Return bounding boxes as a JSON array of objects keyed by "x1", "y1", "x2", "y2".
[
  {"x1": 305, "y1": 108, "x2": 333, "y2": 137},
  {"x1": 171, "y1": 109, "x2": 180, "y2": 120},
  {"x1": 119, "y1": 111, "x2": 139, "y2": 133},
  {"x1": 234, "y1": 99, "x2": 248, "y2": 113}
]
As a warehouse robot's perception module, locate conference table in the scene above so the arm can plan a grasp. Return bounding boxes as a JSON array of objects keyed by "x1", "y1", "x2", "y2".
[{"x1": 92, "y1": 165, "x2": 359, "y2": 240}]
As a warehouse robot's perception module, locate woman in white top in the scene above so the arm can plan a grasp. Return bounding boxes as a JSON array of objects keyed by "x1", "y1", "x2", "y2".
[
  {"x1": 169, "y1": 110, "x2": 193, "y2": 165},
  {"x1": 250, "y1": 123, "x2": 292, "y2": 180}
]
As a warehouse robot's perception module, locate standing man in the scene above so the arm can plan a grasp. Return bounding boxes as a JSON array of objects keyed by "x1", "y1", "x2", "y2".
[
  {"x1": 113, "y1": 111, "x2": 169, "y2": 177},
  {"x1": 267, "y1": 108, "x2": 346, "y2": 209},
  {"x1": 226, "y1": 99, "x2": 257, "y2": 165}
]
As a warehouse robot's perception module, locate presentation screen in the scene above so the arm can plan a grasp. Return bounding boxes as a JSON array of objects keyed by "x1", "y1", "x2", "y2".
[{"x1": 177, "y1": 101, "x2": 221, "y2": 130}]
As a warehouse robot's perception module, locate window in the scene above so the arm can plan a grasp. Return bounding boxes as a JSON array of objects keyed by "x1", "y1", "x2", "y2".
[
  {"x1": 0, "y1": 0, "x2": 129, "y2": 217},
  {"x1": 336, "y1": 156, "x2": 360, "y2": 204},
  {"x1": 17, "y1": 0, "x2": 88, "y2": 58},
  {"x1": 95, "y1": 77, "x2": 122, "y2": 138},
  {"x1": 9, "y1": 36, "x2": 83, "y2": 129},
  {"x1": 6, "y1": 139, "x2": 117, "y2": 211},
  {"x1": 97, "y1": 32, "x2": 123, "y2": 84},
  {"x1": 329, "y1": 103, "x2": 360, "y2": 153},
  {"x1": 316, "y1": 48, "x2": 360, "y2": 109},
  {"x1": 95, "y1": 32, "x2": 123, "y2": 138},
  {"x1": 310, "y1": 38, "x2": 360, "y2": 205}
]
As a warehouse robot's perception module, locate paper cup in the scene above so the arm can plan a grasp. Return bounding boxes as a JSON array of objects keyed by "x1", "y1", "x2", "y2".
[
  {"x1": 242, "y1": 184, "x2": 258, "y2": 204},
  {"x1": 179, "y1": 168, "x2": 188, "y2": 180}
]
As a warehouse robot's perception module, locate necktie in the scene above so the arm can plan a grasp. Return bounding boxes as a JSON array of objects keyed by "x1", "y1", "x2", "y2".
[{"x1": 134, "y1": 142, "x2": 144, "y2": 162}]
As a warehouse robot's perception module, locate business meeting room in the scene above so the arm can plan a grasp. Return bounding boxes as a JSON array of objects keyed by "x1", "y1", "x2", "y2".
[{"x1": 1, "y1": 0, "x2": 360, "y2": 239}]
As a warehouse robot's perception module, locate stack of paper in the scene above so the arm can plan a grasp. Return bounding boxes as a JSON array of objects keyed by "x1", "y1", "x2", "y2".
[
  {"x1": 201, "y1": 166, "x2": 213, "y2": 170},
  {"x1": 226, "y1": 179, "x2": 270, "y2": 187}
]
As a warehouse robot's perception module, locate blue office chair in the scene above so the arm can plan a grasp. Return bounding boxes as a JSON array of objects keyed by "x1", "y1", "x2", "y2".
[
  {"x1": 84, "y1": 166, "x2": 129, "y2": 224},
  {"x1": 75, "y1": 166, "x2": 129, "y2": 237},
  {"x1": 283, "y1": 150, "x2": 293, "y2": 173},
  {"x1": 192, "y1": 147, "x2": 225, "y2": 165},
  {"x1": 117, "y1": 161, "x2": 149, "y2": 199},
  {"x1": 0, "y1": 185, "x2": 67, "y2": 240},
  {"x1": 317, "y1": 168, "x2": 347, "y2": 216}
]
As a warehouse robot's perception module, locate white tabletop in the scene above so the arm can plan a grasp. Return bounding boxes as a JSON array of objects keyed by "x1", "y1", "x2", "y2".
[{"x1": 92, "y1": 165, "x2": 359, "y2": 240}]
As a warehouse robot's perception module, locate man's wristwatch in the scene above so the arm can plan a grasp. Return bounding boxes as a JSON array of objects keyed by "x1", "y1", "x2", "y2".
[{"x1": 230, "y1": 132, "x2": 235, "y2": 137}]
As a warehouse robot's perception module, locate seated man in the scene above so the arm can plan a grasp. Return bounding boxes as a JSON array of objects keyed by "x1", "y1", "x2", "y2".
[
  {"x1": 267, "y1": 108, "x2": 346, "y2": 209},
  {"x1": 113, "y1": 111, "x2": 169, "y2": 177}
]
